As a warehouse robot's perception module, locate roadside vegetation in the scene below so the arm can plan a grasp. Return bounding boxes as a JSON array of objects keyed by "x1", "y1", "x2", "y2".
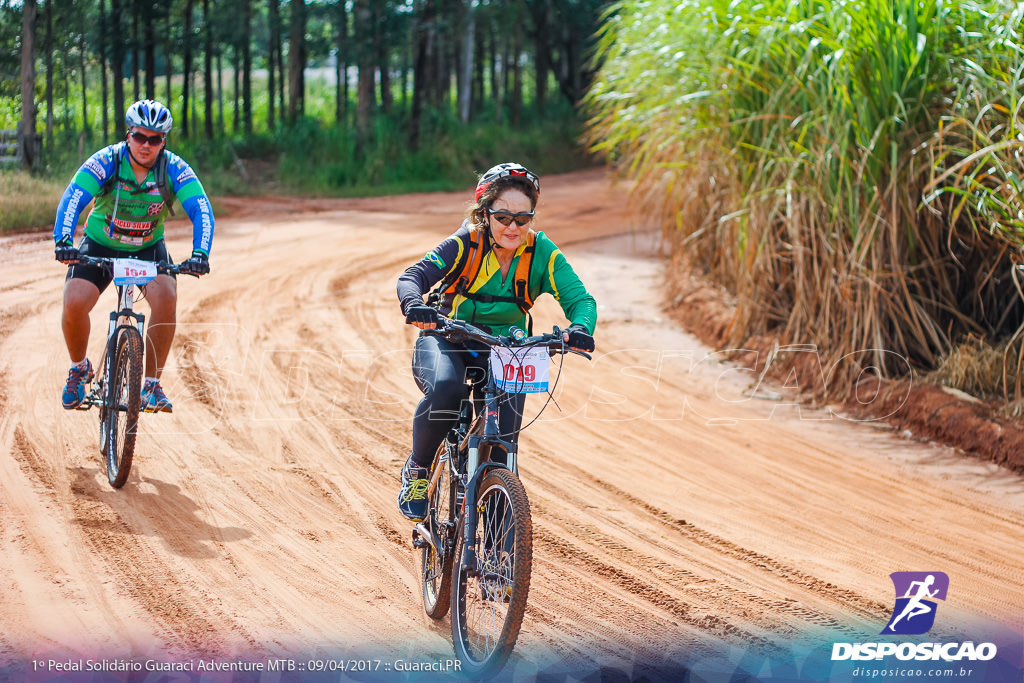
[
  {"x1": 0, "y1": 95, "x2": 589, "y2": 233},
  {"x1": 586, "y1": 0, "x2": 1024, "y2": 409},
  {"x1": 1, "y1": 1, "x2": 603, "y2": 232}
]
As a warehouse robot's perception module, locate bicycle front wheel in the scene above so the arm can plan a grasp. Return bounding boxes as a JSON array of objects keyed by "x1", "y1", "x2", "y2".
[
  {"x1": 102, "y1": 326, "x2": 143, "y2": 488},
  {"x1": 451, "y1": 467, "x2": 533, "y2": 678}
]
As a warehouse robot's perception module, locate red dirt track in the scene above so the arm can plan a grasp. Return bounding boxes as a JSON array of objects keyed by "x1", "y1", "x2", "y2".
[{"x1": 0, "y1": 169, "x2": 1021, "y2": 679}]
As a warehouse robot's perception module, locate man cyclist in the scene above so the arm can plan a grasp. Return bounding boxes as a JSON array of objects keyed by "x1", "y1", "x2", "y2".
[{"x1": 54, "y1": 99, "x2": 214, "y2": 413}]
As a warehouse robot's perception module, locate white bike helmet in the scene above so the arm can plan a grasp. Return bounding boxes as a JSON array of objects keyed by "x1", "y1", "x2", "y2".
[
  {"x1": 475, "y1": 162, "x2": 541, "y2": 201},
  {"x1": 125, "y1": 99, "x2": 173, "y2": 134}
]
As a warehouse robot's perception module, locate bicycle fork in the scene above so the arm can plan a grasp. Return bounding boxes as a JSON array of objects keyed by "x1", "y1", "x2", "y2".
[
  {"x1": 94, "y1": 286, "x2": 146, "y2": 410},
  {"x1": 460, "y1": 394, "x2": 517, "y2": 578}
]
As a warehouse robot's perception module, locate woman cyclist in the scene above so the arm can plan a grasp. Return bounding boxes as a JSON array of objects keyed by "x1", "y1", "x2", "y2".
[{"x1": 395, "y1": 162, "x2": 597, "y2": 521}]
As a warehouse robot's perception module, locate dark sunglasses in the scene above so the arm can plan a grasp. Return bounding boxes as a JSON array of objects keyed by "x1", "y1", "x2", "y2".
[
  {"x1": 129, "y1": 131, "x2": 165, "y2": 146},
  {"x1": 488, "y1": 209, "x2": 534, "y2": 227}
]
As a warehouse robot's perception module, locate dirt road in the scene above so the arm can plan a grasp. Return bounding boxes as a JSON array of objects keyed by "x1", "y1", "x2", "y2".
[{"x1": 1, "y1": 170, "x2": 1021, "y2": 681}]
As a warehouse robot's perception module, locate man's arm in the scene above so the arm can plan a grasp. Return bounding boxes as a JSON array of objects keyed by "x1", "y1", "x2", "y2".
[{"x1": 165, "y1": 151, "x2": 215, "y2": 256}]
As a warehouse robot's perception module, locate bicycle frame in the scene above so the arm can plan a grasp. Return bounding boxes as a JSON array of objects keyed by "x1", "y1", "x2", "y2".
[
  {"x1": 459, "y1": 367, "x2": 518, "y2": 577},
  {"x1": 73, "y1": 257, "x2": 164, "y2": 410}
]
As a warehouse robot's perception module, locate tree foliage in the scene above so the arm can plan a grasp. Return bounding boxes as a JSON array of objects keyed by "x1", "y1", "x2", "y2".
[{"x1": 2, "y1": 0, "x2": 609, "y2": 172}]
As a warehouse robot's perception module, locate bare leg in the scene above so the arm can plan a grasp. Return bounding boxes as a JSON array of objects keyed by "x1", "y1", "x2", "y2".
[
  {"x1": 62, "y1": 279, "x2": 101, "y2": 363},
  {"x1": 142, "y1": 274, "x2": 177, "y2": 379}
]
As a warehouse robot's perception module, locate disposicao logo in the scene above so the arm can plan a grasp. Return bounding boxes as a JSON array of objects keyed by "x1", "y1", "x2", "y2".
[
  {"x1": 831, "y1": 571, "x2": 997, "y2": 662},
  {"x1": 883, "y1": 571, "x2": 948, "y2": 635}
]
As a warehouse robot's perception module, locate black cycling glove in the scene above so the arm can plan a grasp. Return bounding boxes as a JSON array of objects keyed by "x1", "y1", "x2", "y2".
[
  {"x1": 565, "y1": 324, "x2": 595, "y2": 352},
  {"x1": 54, "y1": 238, "x2": 81, "y2": 264},
  {"x1": 405, "y1": 302, "x2": 440, "y2": 326},
  {"x1": 179, "y1": 251, "x2": 210, "y2": 276}
]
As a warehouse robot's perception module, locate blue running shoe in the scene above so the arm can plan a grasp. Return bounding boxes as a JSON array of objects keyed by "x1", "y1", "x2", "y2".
[
  {"x1": 61, "y1": 360, "x2": 94, "y2": 409},
  {"x1": 141, "y1": 379, "x2": 173, "y2": 413},
  {"x1": 398, "y1": 461, "x2": 429, "y2": 521}
]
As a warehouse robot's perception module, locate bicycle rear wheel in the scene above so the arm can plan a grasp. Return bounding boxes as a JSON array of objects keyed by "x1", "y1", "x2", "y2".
[
  {"x1": 102, "y1": 326, "x2": 143, "y2": 488},
  {"x1": 420, "y1": 445, "x2": 455, "y2": 619},
  {"x1": 451, "y1": 467, "x2": 533, "y2": 677}
]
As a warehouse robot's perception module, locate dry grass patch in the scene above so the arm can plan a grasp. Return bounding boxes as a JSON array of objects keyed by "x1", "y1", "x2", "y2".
[{"x1": 0, "y1": 170, "x2": 67, "y2": 234}]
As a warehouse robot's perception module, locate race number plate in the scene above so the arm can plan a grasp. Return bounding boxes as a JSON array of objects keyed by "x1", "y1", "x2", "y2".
[
  {"x1": 112, "y1": 259, "x2": 158, "y2": 286},
  {"x1": 490, "y1": 346, "x2": 550, "y2": 393}
]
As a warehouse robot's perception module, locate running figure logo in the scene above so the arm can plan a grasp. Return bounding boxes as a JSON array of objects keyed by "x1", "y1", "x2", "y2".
[{"x1": 883, "y1": 571, "x2": 949, "y2": 635}]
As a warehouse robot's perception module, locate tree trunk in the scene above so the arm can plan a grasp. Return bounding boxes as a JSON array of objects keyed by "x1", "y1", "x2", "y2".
[
  {"x1": 494, "y1": 25, "x2": 506, "y2": 125},
  {"x1": 165, "y1": 51, "x2": 172, "y2": 106},
  {"x1": 458, "y1": 0, "x2": 474, "y2": 124},
  {"x1": 165, "y1": 2, "x2": 173, "y2": 106},
  {"x1": 335, "y1": 0, "x2": 346, "y2": 124},
  {"x1": 268, "y1": 0, "x2": 278, "y2": 129},
  {"x1": 502, "y1": 27, "x2": 510, "y2": 104},
  {"x1": 63, "y1": 53, "x2": 70, "y2": 131},
  {"x1": 203, "y1": 0, "x2": 214, "y2": 139},
  {"x1": 111, "y1": 0, "x2": 125, "y2": 130},
  {"x1": 276, "y1": 27, "x2": 285, "y2": 121},
  {"x1": 242, "y1": 0, "x2": 252, "y2": 134},
  {"x1": 132, "y1": 5, "x2": 141, "y2": 99},
  {"x1": 408, "y1": 0, "x2": 434, "y2": 151},
  {"x1": 472, "y1": 17, "x2": 483, "y2": 119},
  {"x1": 79, "y1": 30, "x2": 90, "y2": 134},
  {"x1": 375, "y1": 1, "x2": 392, "y2": 115},
  {"x1": 182, "y1": 0, "x2": 194, "y2": 136},
  {"x1": 145, "y1": 18, "x2": 156, "y2": 98},
  {"x1": 436, "y1": 23, "x2": 449, "y2": 110},
  {"x1": 44, "y1": 0, "x2": 52, "y2": 148},
  {"x1": 100, "y1": 0, "x2": 110, "y2": 140},
  {"x1": 232, "y1": 47, "x2": 240, "y2": 132},
  {"x1": 510, "y1": 25, "x2": 522, "y2": 126},
  {"x1": 19, "y1": 0, "x2": 37, "y2": 170},
  {"x1": 401, "y1": 40, "x2": 409, "y2": 110},
  {"x1": 216, "y1": 51, "x2": 224, "y2": 134},
  {"x1": 354, "y1": 0, "x2": 374, "y2": 144},
  {"x1": 531, "y1": 1, "x2": 549, "y2": 114},
  {"x1": 288, "y1": 0, "x2": 306, "y2": 122},
  {"x1": 509, "y1": 3, "x2": 524, "y2": 125}
]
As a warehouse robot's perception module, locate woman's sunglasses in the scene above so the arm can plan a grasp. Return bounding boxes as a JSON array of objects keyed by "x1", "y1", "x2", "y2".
[
  {"x1": 488, "y1": 209, "x2": 534, "y2": 227},
  {"x1": 129, "y1": 131, "x2": 165, "y2": 146}
]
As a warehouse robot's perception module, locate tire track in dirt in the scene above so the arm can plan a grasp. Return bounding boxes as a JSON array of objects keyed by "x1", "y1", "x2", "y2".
[
  {"x1": 65, "y1": 470, "x2": 248, "y2": 656},
  {"x1": 575, "y1": 469, "x2": 890, "y2": 619},
  {"x1": 532, "y1": 525, "x2": 780, "y2": 653},
  {"x1": 531, "y1": 493, "x2": 868, "y2": 642},
  {"x1": 12, "y1": 426, "x2": 61, "y2": 500}
]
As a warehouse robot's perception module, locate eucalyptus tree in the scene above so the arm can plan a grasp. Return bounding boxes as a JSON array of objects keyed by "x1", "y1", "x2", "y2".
[
  {"x1": 20, "y1": 0, "x2": 37, "y2": 169},
  {"x1": 288, "y1": 0, "x2": 306, "y2": 121}
]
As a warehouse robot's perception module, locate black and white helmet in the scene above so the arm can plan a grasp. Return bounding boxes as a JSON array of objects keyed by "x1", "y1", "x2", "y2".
[
  {"x1": 475, "y1": 162, "x2": 540, "y2": 201},
  {"x1": 125, "y1": 99, "x2": 173, "y2": 134}
]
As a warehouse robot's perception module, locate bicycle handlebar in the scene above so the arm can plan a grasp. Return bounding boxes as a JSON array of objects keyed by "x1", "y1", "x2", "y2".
[
  {"x1": 72, "y1": 255, "x2": 188, "y2": 277},
  {"x1": 427, "y1": 317, "x2": 592, "y2": 360}
]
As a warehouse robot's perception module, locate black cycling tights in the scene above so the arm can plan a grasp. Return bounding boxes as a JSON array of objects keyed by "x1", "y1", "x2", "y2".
[{"x1": 410, "y1": 333, "x2": 525, "y2": 469}]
